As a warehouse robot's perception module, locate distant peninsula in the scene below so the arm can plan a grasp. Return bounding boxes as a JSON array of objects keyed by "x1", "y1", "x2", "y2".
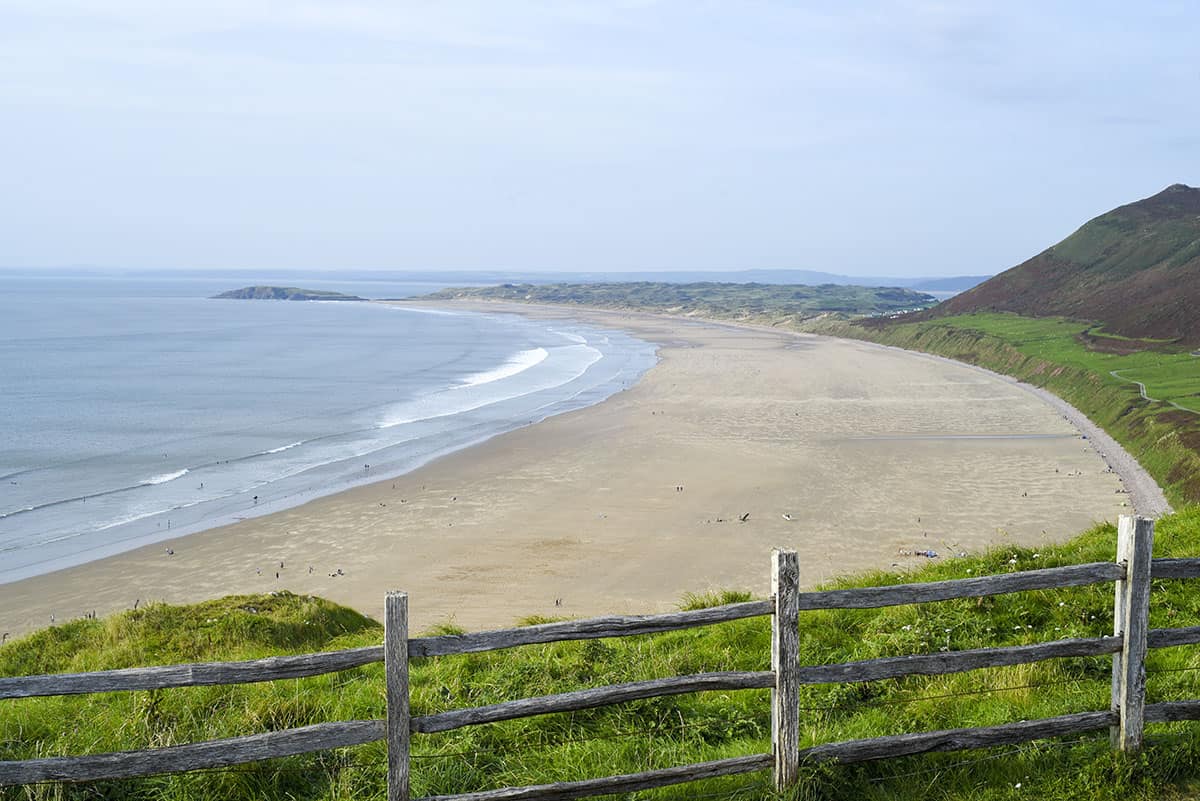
[
  {"x1": 212, "y1": 286, "x2": 366, "y2": 301},
  {"x1": 416, "y1": 281, "x2": 937, "y2": 319}
]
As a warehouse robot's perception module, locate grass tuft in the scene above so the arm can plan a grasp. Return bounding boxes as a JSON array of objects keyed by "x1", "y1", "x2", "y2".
[{"x1": 680, "y1": 590, "x2": 755, "y2": 611}]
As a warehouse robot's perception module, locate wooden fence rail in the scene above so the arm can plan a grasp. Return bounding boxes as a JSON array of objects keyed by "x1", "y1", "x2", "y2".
[
  {"x1": 2, "y1": 515, "x2": 1198, "y2": 800},
  {"x1": 0, "y1": 721, "x2": 385, "y2": 786},
  {"x1": 796, "y1": 560, "x2": 1127, "y2": 609},
  {"x1": 0, "y1": 646, "x2": 385, "y2": 700},
  {"x1": 408, "y1": 600, "x2": 775, "y2": 657}
]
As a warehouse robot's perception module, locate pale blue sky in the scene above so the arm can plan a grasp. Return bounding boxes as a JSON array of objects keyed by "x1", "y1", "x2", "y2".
[{"x1": 2, "y1": 1, "x2": 1197, "y2": 276}]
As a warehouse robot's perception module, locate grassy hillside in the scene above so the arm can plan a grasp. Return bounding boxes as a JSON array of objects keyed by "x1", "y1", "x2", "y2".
[
  {"x1": 417, "y1": 282, "x2": 936, "y2": 319},
  {"x1": 812, "y1": 312, "x2": 1200, "y2": 507},
  {"x1": 936, "y1": 184, "x2": 1200, "y2": 345},
  {"x1": 5, "y1": 508, "x2": 1200, "y2": 800},
  {"x1": 930, "y1": 315, "x2": 1200, "y2": 414}
]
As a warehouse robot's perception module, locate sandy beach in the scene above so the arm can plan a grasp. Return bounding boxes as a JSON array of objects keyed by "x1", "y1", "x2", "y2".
[{"x1": 0, "y1": 304, "x2": 1141, "y2": 639}]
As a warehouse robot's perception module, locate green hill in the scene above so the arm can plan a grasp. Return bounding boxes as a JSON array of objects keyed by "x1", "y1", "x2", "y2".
[{"x1": 936, "y1": 184, "x2": 1200, "y2": 345}]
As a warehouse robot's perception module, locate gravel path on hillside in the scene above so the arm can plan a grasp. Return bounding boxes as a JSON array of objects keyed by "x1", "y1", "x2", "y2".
[{"x1": 861, "y1": 342, "x2": 1173, "y2": 519}]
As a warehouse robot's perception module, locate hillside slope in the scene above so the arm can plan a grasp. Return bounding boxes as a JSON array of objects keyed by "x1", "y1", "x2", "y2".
[{"x1": 936, "y1": 184, "x2": 1200, "y2": 344}]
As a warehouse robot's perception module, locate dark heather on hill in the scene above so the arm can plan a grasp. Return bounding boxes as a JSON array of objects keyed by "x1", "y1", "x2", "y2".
[{"x1": 934, "y1": 184, "x2": 1200, "y2": 345}]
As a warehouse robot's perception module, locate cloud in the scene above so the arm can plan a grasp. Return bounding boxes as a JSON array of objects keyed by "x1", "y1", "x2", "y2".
[{"x1": 1, "y1": 0, "x2": 1197, "y2": 272}]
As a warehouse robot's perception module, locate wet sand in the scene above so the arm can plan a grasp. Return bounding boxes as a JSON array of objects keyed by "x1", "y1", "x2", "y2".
[{"x1": 0, "y1": 305, "x2": 1138, "y2": 639}]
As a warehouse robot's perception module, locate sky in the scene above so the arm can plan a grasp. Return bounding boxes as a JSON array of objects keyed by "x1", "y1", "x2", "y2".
[{"x1": 2, "y1": 1, "x2": 1197, "y2": 277}]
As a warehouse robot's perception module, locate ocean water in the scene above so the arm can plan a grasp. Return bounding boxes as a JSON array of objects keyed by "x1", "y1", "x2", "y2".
[{"x1": 0, "y1": 274, "x2": 657, "y2": 583}]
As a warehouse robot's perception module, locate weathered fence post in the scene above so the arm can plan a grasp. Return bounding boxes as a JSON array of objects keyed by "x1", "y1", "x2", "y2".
[
  {"x1": 772, "y1": 549, "x2": 800, "y2": 790},
  {"x1": 1110, "y1": 516, "x2": 1154, "y2": 752},
  {"x1": 385, "y1": 591, "x2": 411, "y2": 801}
]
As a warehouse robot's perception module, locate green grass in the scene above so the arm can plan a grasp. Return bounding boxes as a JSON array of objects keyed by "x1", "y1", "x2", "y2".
[
  {"x1": 931, "y1": 314, "x2": 1200, "y2": 413},
  {"x1": 6, "y1": 509, "x2": 1200, "y2": 800},
  {"x1": 1118, "y1": 365, "x2": 1200, "y2": 411}
]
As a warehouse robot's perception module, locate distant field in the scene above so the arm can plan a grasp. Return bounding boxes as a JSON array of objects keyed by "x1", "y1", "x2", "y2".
[
  {"x1": 418, "y1": 281, "x2": 937, "y2": 318},
  {"x1": 933, "y1": 313, "x2": 1200, "y2": 413}
]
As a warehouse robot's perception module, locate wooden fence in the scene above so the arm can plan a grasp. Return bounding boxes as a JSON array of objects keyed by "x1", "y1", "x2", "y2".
[{"x1": 2, "y1": 515, "x2": 1200, "y2": 799}]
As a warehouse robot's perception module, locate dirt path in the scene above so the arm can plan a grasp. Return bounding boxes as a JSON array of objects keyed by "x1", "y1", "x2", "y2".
[{"x1": 1109, "y1": 368, "x2": 1198, "y2": 416}]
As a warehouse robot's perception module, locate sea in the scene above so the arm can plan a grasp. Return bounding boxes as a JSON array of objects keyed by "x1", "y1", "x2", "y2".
[{"x1": 0, "y1": 273, "x2": 657, "y2": 584}]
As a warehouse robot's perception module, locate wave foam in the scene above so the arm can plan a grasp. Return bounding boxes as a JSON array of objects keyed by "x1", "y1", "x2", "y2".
[
  {"x1": 0, "y1": 505, "x2": 35, "y2": 520},
  {"x1": 377, "y1": 345, "x2": 601, "y2": 430},
  {"x1": 457, "y1": 348, "x2": 548, "y2": 388},
  {"x1": 93, "y1": 509, "x2": 166, "y2": 532},
  {"x1": 140, "y1": 468, "x2": 189, "y2": 486}
]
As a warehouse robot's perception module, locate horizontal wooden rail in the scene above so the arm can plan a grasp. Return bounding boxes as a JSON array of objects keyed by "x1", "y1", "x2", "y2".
[
  {"x1": 0, "y1": 720, "x2": 384, "y2": 786},
  {"x1": 411, "y1": 671, "x2": 775, "y2": 734},
  {"x1": 1150, "y1": 558, "x2": 1200, "y2": 580},
  {"x1": 18, "y1": 593, "x2": 1186, "y2": 706},
  {"x1": 795, "y1": 635, "x2": 1123, "y2": 685},
  {"x1": 419, "y1": 753, "x2": 773, "y2": 801},
  {"x1": 10, "y1": 620, "x2": 1188, "y2": 707},
  {"x1": 798, "y1": 710, "x2": 1116, "y2": 765},
  {"x1": 1145, "y1": 701, "x2": 1200, "y2": 723},
  {"x1": 797, "y1": 562, "x2": 1125, "y2": 610},
  {"x1": 413, "y1": 700, "x2": 1200, "y2": 801},
  {"x1": 0, "y1": 602, "x2": 772, "y2": 702},
  {"x1": 0, "y1": 646, "x2": 384, "y2": 700},
  {"x1": 1148, "y1": 626, "x2": 1200, "y2": 650},
  {"x1": 794, "y1": 701, "x2": 1200, "y2": 768},
  {"x1": 407, "y1": 601, "x2": 773, "y2": 658},
  {"x1": 9, "y1": 700, "x2": 1198, "y2": 790}
]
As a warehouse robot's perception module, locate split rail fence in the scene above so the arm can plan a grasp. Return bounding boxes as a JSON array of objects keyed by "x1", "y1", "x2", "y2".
[{"x1": 3, "y1": 515, "x2": 1200, "y2": 799}]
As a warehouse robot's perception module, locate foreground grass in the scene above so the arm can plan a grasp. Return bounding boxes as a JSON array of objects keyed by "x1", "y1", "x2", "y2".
[{"x1": 4, "y1": 508, "x2": 1200, "y2": 800}]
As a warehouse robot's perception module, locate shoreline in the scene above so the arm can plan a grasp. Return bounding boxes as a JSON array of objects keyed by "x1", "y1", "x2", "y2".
[
  {"x1": 0, "y1": 303, "x2": 1147, "y2": 640},
  {"x1": 0, "y1": 305, "x2": 655, "y2": 587},
  {"x1": 444, "y1": 300, "x2": 1170, "y2": 517},
  {"x1": 515, "y1": 303, "x2": 1173, "y2": 516}
]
